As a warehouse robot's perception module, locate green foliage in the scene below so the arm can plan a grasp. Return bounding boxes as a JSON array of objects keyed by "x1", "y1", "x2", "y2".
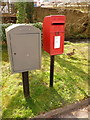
[
  {"x1": 69, "y1": 33, "x2": 88, "y2": 39},
  {"x1": 33, "y1": 22, "x2": 42, "y2": 30},
  {"x1": 15, "y1": 2, "x2": 27, "y2": 23},
  {"x1": 76, "y1": 34, "x2": 88, "y2": 38},
  {"x1": 2, "y1": 43, "x2": 88, "y2": 118},
  {"x1": 25, "y1": 2, "x2": 34, "y2": 23},
  {"x1": 0, "y1": 23, "x2": 42, "y2": 43},
  {"x1": 0, "y1": 24, "x2": 11, "y2": 43},
  {"x1": 69, "y1": 24, "x2": 88, "y2": 39},
  {"x1": 15, "y1": 2, "x2": 34, "y2": 23}
]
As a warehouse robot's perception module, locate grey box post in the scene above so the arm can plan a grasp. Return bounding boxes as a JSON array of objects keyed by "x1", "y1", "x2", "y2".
[{"x1": 6, "y1": 24, "x2": 41, "y2": 73}]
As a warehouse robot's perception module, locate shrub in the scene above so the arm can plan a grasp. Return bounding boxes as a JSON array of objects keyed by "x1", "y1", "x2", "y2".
[
  {"x1": 33, "y1": 22, "x2": 42, "y2": 31},
  {"x1": 0, "y1": 23, "x2": 42, "y2": 43},
  {"x1": 0, "y1": 23, "x2": 12, "y2": 43},
  {"x1": 15, "y1": 2, "x2": 34, "y2": 23}
]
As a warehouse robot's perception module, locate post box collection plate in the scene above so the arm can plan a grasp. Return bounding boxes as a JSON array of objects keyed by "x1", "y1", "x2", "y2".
[
  {"x1": 54, "y1": 36, "x2": 61, "y2": 49},
  {"x1": 6, "y1": 24, "x2": 41, "y2": 73}
]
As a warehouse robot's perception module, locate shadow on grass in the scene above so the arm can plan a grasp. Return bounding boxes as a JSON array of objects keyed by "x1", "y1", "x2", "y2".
[
  {"x1": 56, "y1": 56, "x2": 88, "y2": 81},
  {"x1": 55, "y1": 56, "x2": 88, "y2": 97},
  {"x1": 68, "y1": 56, "x2": 88, "y2": 62},
  {"x1": 69, "y1": 57, "x2": 80, "y2": 61},
  {"x1": 2, "y1": 49, "x2": 88, "y2": 118},
  {"x1": 2, "y1": 84, "x2": 67, "y2": 118}
]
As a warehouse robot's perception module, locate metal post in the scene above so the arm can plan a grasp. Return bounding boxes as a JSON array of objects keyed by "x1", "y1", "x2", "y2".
[
  {"x1": 50, "y1": 55, "x2": 54, "y2": 87},
  {"x1": 22, "y1": 71, "x2": 30, "y2": 98}
]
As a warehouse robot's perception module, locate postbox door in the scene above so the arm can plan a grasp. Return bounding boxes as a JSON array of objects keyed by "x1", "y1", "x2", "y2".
[
  {"x1": 50, "y1": 32, "x2": 64, "y2": 55},
  {"x1": 10, "y1": 33, "x2": 40, "y2": 72}
]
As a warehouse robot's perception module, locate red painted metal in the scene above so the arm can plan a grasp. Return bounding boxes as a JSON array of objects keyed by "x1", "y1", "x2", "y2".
[{"x1": 43, "y1": 15, "x2": 66, "y2": 55}]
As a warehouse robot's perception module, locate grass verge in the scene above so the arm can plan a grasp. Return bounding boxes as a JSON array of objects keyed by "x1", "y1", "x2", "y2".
[{"x1": 1, "y1": 42, "x2": 89, "y2": 118}]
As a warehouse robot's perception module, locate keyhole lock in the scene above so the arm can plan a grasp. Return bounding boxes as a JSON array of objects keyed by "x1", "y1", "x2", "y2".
[
  {"x1": 14, "y1": 53, "x2": 16, "y2": 55},
  {"x1": 55, "y1": 32, "x2": 59, "y2": 35}
]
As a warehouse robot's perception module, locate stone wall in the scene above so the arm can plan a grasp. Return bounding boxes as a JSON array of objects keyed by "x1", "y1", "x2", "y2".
[
  {"x1": 33, "y1": 7, "x2": 59, "y2": 22},
  {"x1": 33, "y1": 7, "x2": 89, "y2": 39}
]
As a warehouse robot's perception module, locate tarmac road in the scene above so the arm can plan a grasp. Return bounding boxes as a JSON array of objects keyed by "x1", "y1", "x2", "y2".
[
  {"x1": 54, "y1": 105, "x2": 89, "y2": 118},
  {"x1": 34, "y1": 98, "x2": 89, "y2": 119}
]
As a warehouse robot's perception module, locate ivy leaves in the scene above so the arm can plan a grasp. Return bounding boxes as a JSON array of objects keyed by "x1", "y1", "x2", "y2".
[{"x1": 15, "y1": 2, "x2": 34, "y2": 23}]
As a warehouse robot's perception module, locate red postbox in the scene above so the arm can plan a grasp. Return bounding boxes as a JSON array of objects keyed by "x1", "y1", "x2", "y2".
[{"x1": 43, "y1": 15, "x2": 66, "y2": 55}]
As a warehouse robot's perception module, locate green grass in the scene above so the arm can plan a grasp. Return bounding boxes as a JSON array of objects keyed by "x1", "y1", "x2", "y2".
[{"x1": 1, "y1": 42, "x2": 89, "y2": 118}]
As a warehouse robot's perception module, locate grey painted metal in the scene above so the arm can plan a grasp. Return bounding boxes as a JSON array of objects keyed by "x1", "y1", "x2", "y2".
[{"x1": 5, "y1": 24, "x2": 41, "y2": 73}]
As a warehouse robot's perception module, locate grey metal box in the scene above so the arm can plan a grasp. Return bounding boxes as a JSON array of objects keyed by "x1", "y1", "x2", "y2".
[{"x1": 5, "y1": 24, "x2": 41, "y2": 73}]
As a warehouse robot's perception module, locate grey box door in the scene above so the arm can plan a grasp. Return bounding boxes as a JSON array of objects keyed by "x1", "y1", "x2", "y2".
[{"x1": 10, "y1": 33, "x2": 40, "y2": 72}]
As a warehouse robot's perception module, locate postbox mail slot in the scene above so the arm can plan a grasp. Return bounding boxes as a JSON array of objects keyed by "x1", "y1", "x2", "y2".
[{"x1": 52, "y1": 23, "x2": 64, "y2": 25}]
